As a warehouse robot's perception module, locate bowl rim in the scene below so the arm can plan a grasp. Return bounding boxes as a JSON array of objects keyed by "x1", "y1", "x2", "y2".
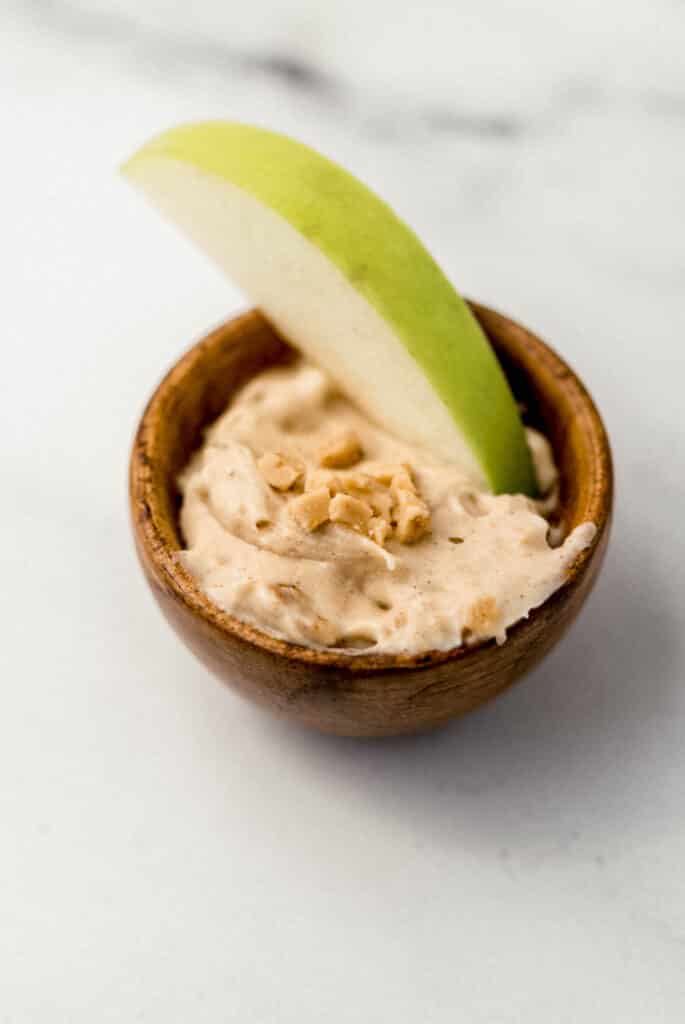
[{"x1": 130, "y1": 302, "x2": 613, "y2": 673}]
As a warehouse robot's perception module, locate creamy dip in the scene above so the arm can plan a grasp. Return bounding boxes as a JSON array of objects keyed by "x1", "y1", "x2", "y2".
[{"x1": 178, "y1": 360, "x2": 595, "y2": 654}]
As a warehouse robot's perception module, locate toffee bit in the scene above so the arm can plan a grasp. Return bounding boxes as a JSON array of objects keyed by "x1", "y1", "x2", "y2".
[
  {"x1": 258, "y1": 451, "x2": 303, "y2": 491},
  {"x1": 393, "y1": 488, "x2": 431, "y2": 543},
  {"x1": 329, "y1": 492, "x2": 373, "y2": 532},
  {"x1": 317, "y1": 430, "x2": 363, "y2": 469},
  {"x1": 289, "y1": 487, "x2": 331, "y2": 531},
  {"x1": 368, "y1": 516, "x2": 392, "y2": 547}
]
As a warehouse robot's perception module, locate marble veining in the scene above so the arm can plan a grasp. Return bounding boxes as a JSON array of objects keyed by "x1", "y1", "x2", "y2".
[{"x1": 18, "y1": 0, "x2": 685, "y2": 142}]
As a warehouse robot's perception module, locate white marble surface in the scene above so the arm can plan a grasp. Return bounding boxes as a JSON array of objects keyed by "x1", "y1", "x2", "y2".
[{"x1": 2, "y1": 2, "x2": 685, "y2": 1020}]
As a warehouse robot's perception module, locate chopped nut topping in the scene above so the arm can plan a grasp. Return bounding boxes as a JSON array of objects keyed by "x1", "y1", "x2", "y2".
[
  {"x1": 289, "y1": 487, "x2": 331, "y2": 531},
  {"x1": 367, "y1": 489, "x2": 393, "y2": 521},
  {"x1": 368, "y1": 516, "x2": 392, "y2": 547},
  {"x1": 342, "y1": 472, "x2": 393, "y2": 521},
  {"x1": 390, "y1": 468, "x2": 417, "y2": 498},
  {"x1": 341, "y1": 471, "x2": 375, "y2": 493},
  {"x1": 258, "y1": 451, "x2": 303, "y2": 491},
  {"x1": 329, "y1": 492, "x2": 373, "y2": 532},
  {"x1": 466, "y1": 596, "x2": 499, "y2": 634},
  {"x1": 368, "y1": 463, "x2": 411, "y2": 486},
  {"x1": 262, "y1": 445, "x2": 432, "y2": 546},
  {"x1": 305, "y1": 468, "x2": 342, "y2": 494},
  {"x1": 317, "y1": 430, "x2": 363, "y2": 468},
  {"x1": 393, "y1": 488, "x2": 431, "y2": 543}
]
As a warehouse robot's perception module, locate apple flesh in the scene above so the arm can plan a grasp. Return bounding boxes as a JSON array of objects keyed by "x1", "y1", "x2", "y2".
[{"x1": 123, "y1": 121, "x2": 536, "y2": 495}]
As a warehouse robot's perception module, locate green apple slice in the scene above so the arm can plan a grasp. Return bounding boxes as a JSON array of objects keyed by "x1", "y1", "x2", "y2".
[{"x1": 122, "y1": 121, "x2": 536, "y2": 495}]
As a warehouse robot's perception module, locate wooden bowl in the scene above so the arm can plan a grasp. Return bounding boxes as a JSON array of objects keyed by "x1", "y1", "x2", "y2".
[{"x1": 130, "y1": 304, "x2": 612, "y2": 737}]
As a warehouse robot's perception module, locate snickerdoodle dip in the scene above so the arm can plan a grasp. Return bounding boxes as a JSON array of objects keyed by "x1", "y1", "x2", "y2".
[{"x1": 177, "y1": 360, "x2": 595, "y2": 654}]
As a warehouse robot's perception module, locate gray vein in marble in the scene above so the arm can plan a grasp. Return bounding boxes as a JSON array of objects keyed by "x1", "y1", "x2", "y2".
[
  {"x1": 15, "y1": 0, "x2": 685, "y2": 142},
  {"x1": 26, "y1": 0, "x2": 343, "y2": 99},
  {"x1": 420, "y1": 109, "x2": 524, "y2": 139},
  {"x1": 19, "y1": 0, "x2": 530, "y2": 141}
]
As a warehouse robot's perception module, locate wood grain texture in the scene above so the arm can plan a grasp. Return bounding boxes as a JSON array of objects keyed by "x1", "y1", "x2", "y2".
[{"x1": 130, "y1": 304, "x2": 613, "y2": 736}]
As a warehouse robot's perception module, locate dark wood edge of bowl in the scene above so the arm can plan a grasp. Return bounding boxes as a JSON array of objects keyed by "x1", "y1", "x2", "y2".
[{"x1": 130, "y1": 303, "x2": 613, "y2": 674}]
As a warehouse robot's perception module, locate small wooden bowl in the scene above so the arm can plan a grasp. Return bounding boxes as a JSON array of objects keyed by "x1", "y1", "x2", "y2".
[{"x1": 130, "y1": 304, "x2": 612, "y2": 737}]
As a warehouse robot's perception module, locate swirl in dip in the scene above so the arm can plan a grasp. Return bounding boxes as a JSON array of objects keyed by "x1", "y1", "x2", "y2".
[{"x1": 177, "y1": 360, "x2": 595, "y2": 654}]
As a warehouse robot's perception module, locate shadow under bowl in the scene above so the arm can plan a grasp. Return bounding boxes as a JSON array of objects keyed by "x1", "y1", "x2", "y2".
[{"x1": 129, "y1": 303, "x2": 613, "y2": 737}]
